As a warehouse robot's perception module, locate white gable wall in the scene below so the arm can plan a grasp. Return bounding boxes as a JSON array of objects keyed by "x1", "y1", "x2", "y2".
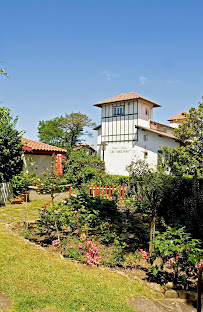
[
  {"x1": 96, "y1": 99, "x2": 180, "y2": 176},
  {"x1": 103, "y1": 131, "x2": 179, "y2": 176},
  {"x1": 23, "y1": 154, "x2": 53, "y2": 176}
]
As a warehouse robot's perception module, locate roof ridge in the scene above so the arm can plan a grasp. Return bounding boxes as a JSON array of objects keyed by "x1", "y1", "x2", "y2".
[
  {"x1": 21, "y1": 138, "x2": 67, "y2": 152},
  {"x1": 168, "y1": 111, "x2": 188, "y2": 121},
  {"x1": 94, "y1": 91, "x2": 160, "y2": 107}
]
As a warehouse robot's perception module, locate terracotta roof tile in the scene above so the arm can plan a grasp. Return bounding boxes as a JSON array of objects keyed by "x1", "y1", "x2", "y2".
[
  {"x1": 94, "y1": 92, "x2": 160, "y2": 107},
  {"x1": 73, "y1": 144, "x2": 96, "y2": 151},
  {"x1": 168, "y1": 111, "x2": 188, "y2": 121},
  {"x1": 21, "y1": 138, "x2": 67, "y2": 154},
  {"x1": 137, "y1": 126, "x2": 180, "y2": 140}
]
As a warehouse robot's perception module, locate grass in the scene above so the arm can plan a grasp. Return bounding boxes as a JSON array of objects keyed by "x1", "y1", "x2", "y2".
[
  {"x1": 0, "y1": 199, "x2": 50, "y2": 224},
  {"x1": 0, "y1": 201, "x2": 162, "y2": 312}
]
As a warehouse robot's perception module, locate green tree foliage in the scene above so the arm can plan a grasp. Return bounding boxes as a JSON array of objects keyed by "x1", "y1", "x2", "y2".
[
  {"x1": 0, "y1": 61, "x2": 8, "y2": 78},
  {"x1": 162, "y1": 100, "x2": 203, "y2": 176},
  {"x1": 63, "y1": 150, "x2": 105, "y2": 190},
  {"x1": 127, "y1": 159, "x2": 169, "y2": 251},
  {"x1": 149, "y1": 227, "x2": 203, "y2": 286},
  {"x1": 38, "y1": 117, "x2": 65, "y2": 147},
  {"x1": 62, "y1": 112, "x2": 96, "y2": 147},
  {"x1": 38, "y1": 112, "x2": 96, "y2": 149},
  {"x1": 0, "y1": 107, "x2": 23, "y2": 182}
]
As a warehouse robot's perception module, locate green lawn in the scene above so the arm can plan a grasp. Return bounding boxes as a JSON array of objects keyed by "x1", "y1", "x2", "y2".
[{"x1": 0, "y1": 201, "x2": 162, "y2": 312}]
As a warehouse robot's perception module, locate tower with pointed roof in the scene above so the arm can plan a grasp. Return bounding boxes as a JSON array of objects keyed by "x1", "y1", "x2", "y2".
[
  {"x1": 94, "y1": 92, "x2": 181, "y2": 175},
  {"x1": 168, "y1": 111, "x2": 188, "y2": 128}
]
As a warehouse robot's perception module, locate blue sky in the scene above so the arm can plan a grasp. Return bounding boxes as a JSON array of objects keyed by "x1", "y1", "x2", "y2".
[{"x1": 0, "y1": 0, "x2": 203, "y2": 146}]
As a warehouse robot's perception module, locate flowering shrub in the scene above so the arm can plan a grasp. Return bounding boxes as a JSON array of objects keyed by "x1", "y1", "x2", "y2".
[
  {"x1": 37, "y1": 194, "x2": 120, "y2": 238},
  {"x1": 149, "y1": 226, "x2": 203, "y2": 286},
  {"x1": 52, "y1": 239, "x2": 60, "y2": 247},
  {"x1": 64, "y1": 234, "x2": 102, "y2": 266},
  {"x1": 139, "y1": 249, "x2": 150, "y2": 260},
  {"x1": 196, "y1": 258, "x2": 203, "y2": 268},
  {"x1": 83, "y1": 241, "x2": 102, "y2": 266}
]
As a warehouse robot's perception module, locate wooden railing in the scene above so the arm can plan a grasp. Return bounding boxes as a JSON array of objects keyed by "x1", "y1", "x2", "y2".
[{"x1": 89, "y1": 185, "x2": 125, "y2": 201}]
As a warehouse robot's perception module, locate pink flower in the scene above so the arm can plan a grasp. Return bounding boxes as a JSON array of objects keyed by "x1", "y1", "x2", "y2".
[
  {"x1": 78, "y1": 243, "x2": 82, "y2": 249},
  {"x1": 52, "y1": 239, "x2": 60, "y2": 247},
  {"x1": 69, "y1": 245, "x2": 73, "y2": 248},
  {"x1": 139, "y1": 249, "x2": 150, "y2": 260},
  {"x1": 137, "y1": 195, "x2": 143, "y2": 200},
  {"x1": 167, "y1": 257, "x2": 175, "y2": 266},
  {"x1": 85, "y1": 240, "x2": 92, "y2": 248},
  {"x1": 83, "y1": 242, "x2": 101, "y2": 266},
  {"x1": 80, "y1": 233, "x2": 86, "y2": 241}
]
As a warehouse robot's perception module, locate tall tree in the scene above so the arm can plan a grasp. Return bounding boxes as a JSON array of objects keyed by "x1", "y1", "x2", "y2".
[
  {"x1": 162, "y1": 100, "x2": 203, "y2": 176},
  {"x1": 127, "y1": 159, "x2": 167, "y2": 251},
  {"x1": 38, "y1": 117, "x2": 66, "y2": 147},
  {"x1": 0, "y1": 107, "x2": 23, "y2": 182},
  {"x1": 38, "y1": 112, "x2": 95, "y2": 149}
]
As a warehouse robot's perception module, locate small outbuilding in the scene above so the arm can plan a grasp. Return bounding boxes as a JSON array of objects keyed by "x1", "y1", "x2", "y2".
[{"x1": 21, "y1": 138, "x2": 67, "y2": 176}]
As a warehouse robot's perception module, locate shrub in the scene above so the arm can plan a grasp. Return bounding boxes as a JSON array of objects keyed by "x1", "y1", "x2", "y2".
[
  {"x1": 11, "y1": 172, "x2": 41, "y2": 196},
  {"x1": 149, "y1": 226, "x2": 203, "y2": 286},
  {"x1": 63, "y1": 150, "x2": 105, "y2": 189},
  {"x1": 37, "y1": 194, "x2": 120, "y2": 235},
  {"x1": 62, "y1": 235, "x2": 102, "y2": 265}
]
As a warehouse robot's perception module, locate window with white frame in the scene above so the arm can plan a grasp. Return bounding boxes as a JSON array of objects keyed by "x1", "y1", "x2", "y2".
[
  {"x1": 114, "y1": 106, "x2": 125, "y2": 115},
  {"x1": 157, "y1": 150, "x2": 171, "y2": 165}
]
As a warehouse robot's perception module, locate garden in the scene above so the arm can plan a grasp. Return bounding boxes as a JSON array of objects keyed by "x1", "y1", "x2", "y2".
[
  {"x1": 9, "y1": 154, "x2": 203, "y2": 296},
  {"x1": 1, "y1": 101, "x2": 203, "y2": 311}
]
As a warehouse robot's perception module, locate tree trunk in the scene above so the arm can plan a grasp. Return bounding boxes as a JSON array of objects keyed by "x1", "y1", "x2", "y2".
[{"x1": 149, "y1": 204, "x2": 156, "y2": 253}]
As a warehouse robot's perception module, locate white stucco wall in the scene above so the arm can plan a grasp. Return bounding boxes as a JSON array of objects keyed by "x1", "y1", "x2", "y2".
[
  {"x1": 170, "y1": 121, "x2": 181, "y2": 128},
  {"x1": 103, "y1": 131, "x2": 180, "y2": 175},
  {"x1": 23, "y1": 154, "x2": 54, "y2": 176}
]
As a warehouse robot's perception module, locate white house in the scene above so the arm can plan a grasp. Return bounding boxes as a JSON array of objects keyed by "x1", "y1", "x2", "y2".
[
  {"x1": 21, "y1": 138, "x2": 67, "y2": 176},
  {"x1": 94, "y1": 92, "x2": 185, "y2": 176}
]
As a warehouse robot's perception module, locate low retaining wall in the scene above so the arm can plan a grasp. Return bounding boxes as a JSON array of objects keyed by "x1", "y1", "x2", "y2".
[{"x1": 28, "y1": 185, "x2": 72, "y2": 202}]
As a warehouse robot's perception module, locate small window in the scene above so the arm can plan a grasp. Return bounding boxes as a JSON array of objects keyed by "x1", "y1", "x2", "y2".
[
  {"x1": 144, "y1": 135, "x2": 148, "y2": 141},
  {"x1": 114, "y1": 106, "x2": 124, "y2": 115},
  {"x1": 157, "y1": 150, "x2": 163, "y2": 165},
  {"x1": 144, "y1": 151, "x2": 148, "y2": 159},
  {"x1": 145, "y1": 107, "x2": 150, "y2": 116},
  {"x1": 157, "y1": 150, "x2": 170, "y2": 165}
]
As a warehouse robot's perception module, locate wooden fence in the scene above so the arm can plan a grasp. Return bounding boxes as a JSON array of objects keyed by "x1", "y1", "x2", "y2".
[{"x1": 89, "y1": 185, "x2": 125, "y2": 200}]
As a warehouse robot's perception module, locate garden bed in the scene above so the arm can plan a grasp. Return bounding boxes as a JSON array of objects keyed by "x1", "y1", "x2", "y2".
[{"x1": 8, "y1": 193, "x2": 203, "y2": 296}]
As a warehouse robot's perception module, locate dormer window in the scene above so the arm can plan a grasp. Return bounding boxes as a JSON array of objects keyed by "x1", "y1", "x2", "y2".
[{"x1": 114, "y1": 106, "x2": 125, "y2": 115}]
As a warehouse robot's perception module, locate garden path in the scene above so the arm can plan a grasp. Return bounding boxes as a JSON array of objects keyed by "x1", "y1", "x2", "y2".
[
  {"x1": 0, "y1": 292, "x2": 12, "y2": 310},
  {"x1": 128, "y1": 296, "x2": 200, "y2": 312}
]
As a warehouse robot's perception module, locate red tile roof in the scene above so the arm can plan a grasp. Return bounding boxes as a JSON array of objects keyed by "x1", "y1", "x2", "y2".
[
  {"x1": 168, "y1": 111, "x2": 188, "y2": 121},
  {"x1": 73, "y1": 144, "x2": 96, "y2": 151},
  {"x1": 21, "y1": 138, "x2": 67, "y2": 154},
  {"x1": 94, "y1": 92, "x2": 160, "y2": 107},
  {"x1": 136, "y1": 126, "x2": 180, "y2": 140},
  {"x1": 150, "y1": 120, "x2": 173, "y2": 130}
]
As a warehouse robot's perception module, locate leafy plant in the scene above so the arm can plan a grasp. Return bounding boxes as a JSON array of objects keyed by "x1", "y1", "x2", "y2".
[
  {"x1": 63, "y1": 149, "x2": 105, "y2": 190},
  {"x1": 149, "y1": 226, "x2": 203, "y2": 286},
  {"x1": 11, "y1": 172, "x2": 41, "y2": 196},
  {"x1": 0, "y1": 107, "x2": 23, "y2": 182}
]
